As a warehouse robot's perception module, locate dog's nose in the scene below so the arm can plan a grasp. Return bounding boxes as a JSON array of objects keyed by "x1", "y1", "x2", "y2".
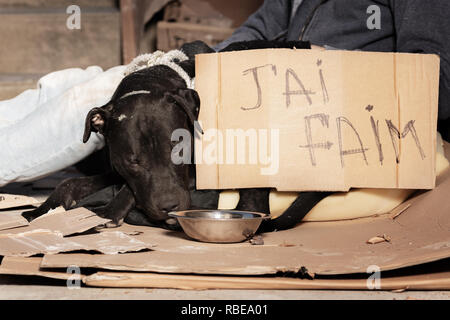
[{"x1": 159, "y1": 201, "x2": 180, "y2": 214}]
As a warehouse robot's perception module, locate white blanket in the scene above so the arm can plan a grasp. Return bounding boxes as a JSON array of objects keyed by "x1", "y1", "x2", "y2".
[{"x1": 0, "y1": 65, "x2": 126, "y2": 186}]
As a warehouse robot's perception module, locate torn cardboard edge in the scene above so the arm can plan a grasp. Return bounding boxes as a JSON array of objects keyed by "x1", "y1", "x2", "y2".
[
  {"x1": 31, "y1": 206, "x2": 66, "y2": 222},
  {"x1": 0, "y1": 193, "x2": 40, "y2": 210},
  {"x1": 0, "y1": 207, "x2": 109, "y2": 236},
  {"x1": 0, "y1": 210, "x2": 29, "y2": 231},
  {"x1": 0, "y1": 203, "x2": 65, "y2": 232},
  {"x1": 0, "y1": 256, "x2": 79, "y2": 281},
  {"x1": 195, "y1": 49, "x2": 440, "y2": 191},
  {"x1": 0, "y1": 193, "x2": 47, "y2": 231},
  {"x1": 0, "y1": 207, "x2": 155, "y2": 257},
  {"x1": 1, "y1": 257, "x2": 449, "y2": 291},
  {"x1": 0, "y1": 201, "x2": 65, "y2": 232},
  {"x1": 28, "y1": 207, "x2": 109, "y2": 236},
  {"x1": 0, "y1": 229, "x2": 155, "y2": 257}
]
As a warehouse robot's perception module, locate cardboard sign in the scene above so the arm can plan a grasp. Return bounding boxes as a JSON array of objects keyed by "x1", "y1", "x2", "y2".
[{"x1": 195, "y1": 49, "x2": 440, "y2": 191}]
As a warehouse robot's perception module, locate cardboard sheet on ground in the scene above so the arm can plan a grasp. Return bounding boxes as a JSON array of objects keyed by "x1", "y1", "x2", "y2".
[
  {"x1": 0, "y1": 209, "x2": 29, "y2": 231},
  {"x1": 0, "y1": 194, "x2": 40, "y2": 210},
  {"x1": 41, "y1": 168, "x2": 450, "y2": 276},
  {"x1": 0, "y1": 207, "x2": 155, "y2": 256},
  {"x1": 195, "y1": 49, "x2": 440, "y2": 191},
  {"x1": 0, "y1": 229, "x2": 154, "y2": 257},
  {"x1": 0, "y1": 256, "x2": 82, "y2": 281},
  {"x1": 0, "y1": 207, "x2": 108, "y2": 236},
  {"x1": 29, "y1": 207, "x2": 108, "y2": 236},
  {"x1": 2, "y1": 256, "x2": 449, "y2": 290},
  {"x1": 82, "y1": 270, "x2": 450, "y2": 290}
]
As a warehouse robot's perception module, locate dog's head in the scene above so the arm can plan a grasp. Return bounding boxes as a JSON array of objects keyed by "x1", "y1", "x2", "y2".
[
  {"x1": 83, "y1": 86, "x2": 200, "y2": 222},
  {"x1": 82, "y1": 41, "x2": 214, "y2": 222}
]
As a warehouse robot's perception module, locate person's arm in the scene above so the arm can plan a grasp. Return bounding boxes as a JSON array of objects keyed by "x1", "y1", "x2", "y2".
[
  {"x1": 391, "y1": 0, "x2": 450, "y2": 121},
  {"x1": 214, "y1": 0, "x2": 292, "y2": 51}
]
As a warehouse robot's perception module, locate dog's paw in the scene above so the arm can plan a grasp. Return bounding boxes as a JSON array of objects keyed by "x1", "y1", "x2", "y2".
[
  {"x1": 95, "y1": 218, "x2": 124, "y2": 230},
  {"x1": 105, "y1": 219, "x2": 124, "y2": 228},
  {"x1": 91, "y1": 207, "x2": 125, "y2": 228},
  {"x1": 21, "y1": 207, "x2": 49, "y2": 222},
  {"x1": 22, "y1": 210, "x2": 38, "y2": 222}
]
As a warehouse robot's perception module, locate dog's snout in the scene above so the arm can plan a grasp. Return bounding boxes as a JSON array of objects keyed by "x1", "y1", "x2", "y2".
[
  {"x1": 159, "y1": 200, "x2": 180, "y2": 214},
  {"x1": 138, "y1": 185, "x2": 190, "y2": 221}
]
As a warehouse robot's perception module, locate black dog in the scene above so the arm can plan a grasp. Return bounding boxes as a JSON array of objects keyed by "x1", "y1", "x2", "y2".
[
  {"x1": 23, "y1": 40, "x2": 329, "y2": 231},
  {"x1": 23, "y1": 50, "x2": 202, "y2": 226}
]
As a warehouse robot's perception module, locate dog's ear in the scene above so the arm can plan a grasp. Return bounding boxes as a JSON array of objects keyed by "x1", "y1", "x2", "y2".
[
  {"x1": 165, "y1": 88, "x2": 201, "y2": 131},
  {"x1": 83, "y1": 105, "x2": 111, "y2": 143}
]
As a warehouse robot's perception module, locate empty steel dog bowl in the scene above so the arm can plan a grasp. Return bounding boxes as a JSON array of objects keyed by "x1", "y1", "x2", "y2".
[{"x1": 168, "y1": 210, "x2": 271, "y2": 243}]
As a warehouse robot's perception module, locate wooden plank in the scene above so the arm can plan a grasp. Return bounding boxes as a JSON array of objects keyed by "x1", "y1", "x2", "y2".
[{"x1": 120, "y1": 0, "x2": 138, "y2": 64}]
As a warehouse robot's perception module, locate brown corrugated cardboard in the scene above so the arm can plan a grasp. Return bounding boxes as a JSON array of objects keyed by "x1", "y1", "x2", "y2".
[
  {"x1": 0, "y1": 207, "x2": 155, "y2": 256},
  {"x1": 3, "y1": 256, "x2": 448, "y2": 290},
  {"x1": 0, "y1": 193, "x2": 40, "y2": 209},
  {"x1": 0, "y1": 209, "x2": 29, "y2": 231},
  {"x1": 82, "y1": 270, "x2": 450, "y2": 290},
  {"x1": 0, "y1": 207, "x2": 108, "y2": 236},
  {"x1": 40, "y1": 166, "x2": 450, "y2": 276},
  {"x1": 0, "y1": 229, "x2": 154, "y2": 257},
  {"x1": 0, "y1": 256, "x2": 83, "y2": 281},
  {"x1": 29, "y1": 207, "x2": 109, "y2": 236},
  {"x1": 0, "y1": 229, "x2": 84, "y2": 257},
  {"x1": 195, "y1": 49, "x2": 440, "y2": 191},
  {"x1": 1, "y1": 151, "x2": 448, "y2": 289}
]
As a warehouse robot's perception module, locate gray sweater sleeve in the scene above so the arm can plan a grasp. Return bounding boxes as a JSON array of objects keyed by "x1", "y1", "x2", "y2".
[
  {"x1": 391, "y1": 0, "x2": 450, "y2": 120},
  {"x1": 214, "y1": 0, "x2": 292, "y2": 51}
]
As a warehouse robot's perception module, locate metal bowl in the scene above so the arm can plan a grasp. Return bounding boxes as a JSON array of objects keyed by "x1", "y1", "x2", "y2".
[{"x1": 168, "y1": 210, "x2": 270, "y2": 243}]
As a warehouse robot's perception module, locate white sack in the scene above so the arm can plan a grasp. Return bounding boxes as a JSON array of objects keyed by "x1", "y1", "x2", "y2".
[{"x1": 0, "y1": 65, "x2": 126, "y2": 186}]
